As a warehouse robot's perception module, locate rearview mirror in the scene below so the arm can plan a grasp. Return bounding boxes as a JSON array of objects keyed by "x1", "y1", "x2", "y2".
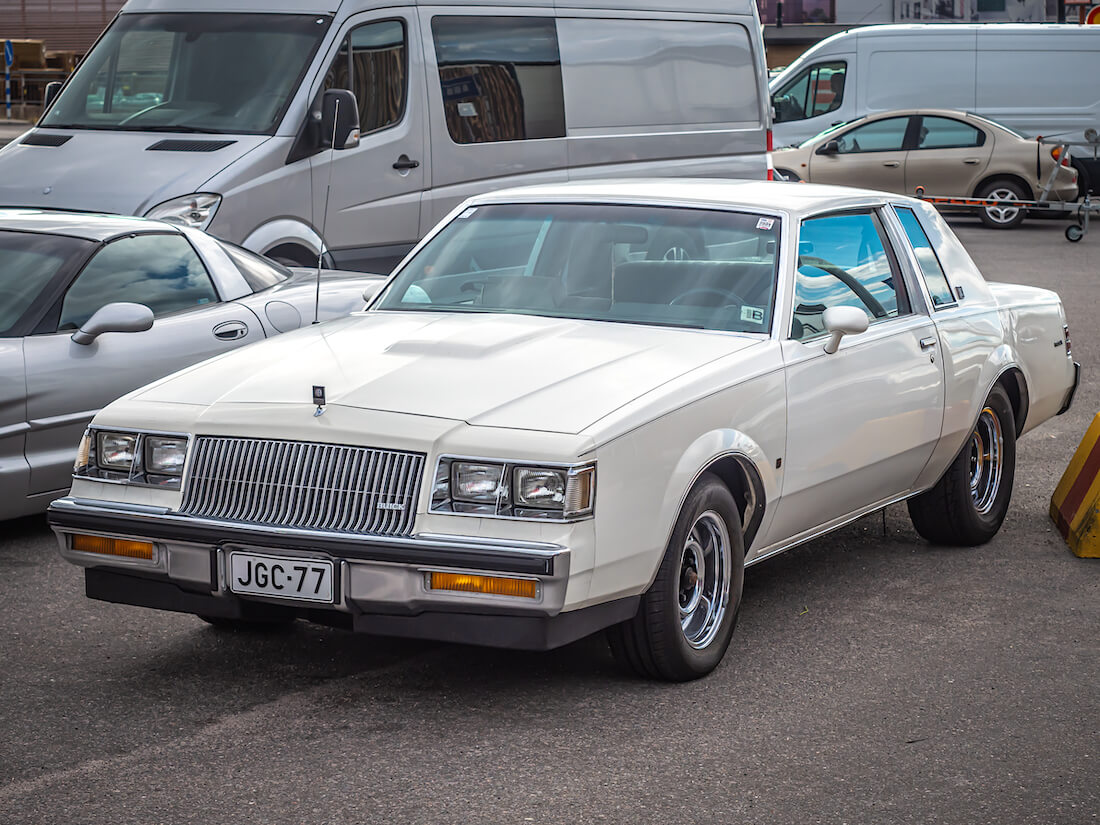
[
  {"x1": 321, "y1": 89, "x2": 360, "y2": 150},
  {"x1": 71, "y1": 302, "x2": 154, "y2": 345},
  {"x1": 43, "y1": 81, "x2": 63, "y2": 110},
  {"x1": 822, "y1": 305, "x2": 868, "y2": 354},
  {"x1": 816, "y1": 139, "x2": 840, "y2": 156}
]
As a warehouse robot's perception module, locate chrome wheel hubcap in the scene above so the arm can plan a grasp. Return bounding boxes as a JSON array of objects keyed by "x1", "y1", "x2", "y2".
[
  {"x1": 985, "y1": 188, "x2": 1021, "y2": 224},
  {"x1": 969, "y1": 406, "x2": 1004, "y2": 515},
  {"x1": 678, "y1": 510, "x2": 731, "y2": 650}
]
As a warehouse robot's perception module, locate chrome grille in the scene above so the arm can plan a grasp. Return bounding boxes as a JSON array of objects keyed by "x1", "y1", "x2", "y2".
[{"x1": 180, "y1": 437, "x2": 424, "y2": 536}]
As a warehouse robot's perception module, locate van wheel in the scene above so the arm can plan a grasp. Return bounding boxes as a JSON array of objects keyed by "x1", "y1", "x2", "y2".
[
  {"x1": 976, "y1": 180, "x2": 1028, "y2": 229},
  {"x1": 907, "y1": 385, "x2": 1016, "y2": 546},
  {"x1": 606, "y1": 474, "x2": 744, "y2": 681},
  {"x1": 265, "y1": 243, "x2": 317, "y2": 267}
]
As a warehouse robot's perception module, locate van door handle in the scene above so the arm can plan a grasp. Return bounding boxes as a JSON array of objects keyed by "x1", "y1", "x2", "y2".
[
  {"x1": 920, "y1": 336, "x2": 937, "y2": 350},
  {"x1": 213, "y1": 320, "x2": 248, "y2": 341},
  {"x1": 393, "y1": 155, "x2": 420, "y2": 170},
  {"x1": 883, "y1": 161, "x2": 900, "y2": 168},
  {"x1": 962, "y1": 158, "x2": 980, "y2": 165}
]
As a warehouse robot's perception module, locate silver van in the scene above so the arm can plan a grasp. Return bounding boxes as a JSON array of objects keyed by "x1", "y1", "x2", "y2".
[
  {"x1": 770, "y1": 24, "x2": 1100, "y2": 194},
  {"x1": 0, "y1": 0, "x2": 770, "y2": 272}
]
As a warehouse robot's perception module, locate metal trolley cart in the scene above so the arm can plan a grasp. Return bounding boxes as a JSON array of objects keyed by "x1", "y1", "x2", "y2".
[{"x1": 916, "y1": 129, "x2": 1100, "y2": 243}]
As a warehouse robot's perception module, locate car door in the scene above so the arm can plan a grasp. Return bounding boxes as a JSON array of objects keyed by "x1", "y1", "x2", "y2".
[
  {"x1": 22, "y1": 232, "x2": 264, "y2": 496},
  {"x1": 772, "y1": 209, "x2": 945, "y2": 542},
  {"x1": 904, "y1": 115, "x2": 993, "y2": 198},
  {"x1": 808, "y1": 116, "x2": 912, "y2": 193},
  {"x1": 771, "y1": 58, "x2": 854, "y2": 146},
  {"x1": 311, "y1": 10, "x2": 426, "y2": 273}
]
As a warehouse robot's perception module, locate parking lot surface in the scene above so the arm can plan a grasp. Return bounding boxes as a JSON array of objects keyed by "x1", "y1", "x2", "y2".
[{"x1": 1, "y1": 216, "x2": 1097, "y2": 825}]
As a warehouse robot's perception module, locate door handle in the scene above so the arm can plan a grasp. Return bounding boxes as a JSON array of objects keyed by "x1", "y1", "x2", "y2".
[
  {"x1": 919, "y1": 336, "x2": 937, "y2": 350},
  {"x1": 962, "y1": 158, "x2": 980, "y2": 165},
  {"x1": 883, "y1": 161, "x2": 901, "y2": 168},
  {"x1": 213, "y1": 320, "x2": 248, "y2": 341},
  {"x1": 392, "y1": 154, "x2": 420, "y2": 171}
]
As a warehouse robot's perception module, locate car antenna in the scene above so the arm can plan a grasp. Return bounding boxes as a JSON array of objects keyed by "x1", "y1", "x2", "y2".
[{"x1": 313, "y1": 97, "x2": 340, "y2": 325}]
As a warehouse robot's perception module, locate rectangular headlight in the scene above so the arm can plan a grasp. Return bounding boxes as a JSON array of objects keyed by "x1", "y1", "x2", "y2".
[
  {"x1": 97, "y1": 432, "x2": 137, "y2": 470},
  {"x1": 452, "y1": 461, "x2": 505, "y2": 503},
  {"x1": 145, "y1": 436, "x2": 187, "y2": 475},
  {"x1": 514, "y1": 467, "x2": 566, "y2": 510},
  {"x1": 431, "y1": 456, "x2": 595, "y2": 521}
]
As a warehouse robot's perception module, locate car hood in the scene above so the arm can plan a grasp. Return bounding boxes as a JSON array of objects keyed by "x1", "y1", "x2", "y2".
[
  {"x1": 0, "y1": 130, "x2": 268, "y2": 215},
  {"x1": 133, "y1": 311, "x2": 761, "y2": 434}
]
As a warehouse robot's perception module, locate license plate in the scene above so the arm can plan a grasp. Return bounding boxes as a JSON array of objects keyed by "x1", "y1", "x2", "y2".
[{"x1": 227, "y1": 551, "x2": 335, "y2": 604}]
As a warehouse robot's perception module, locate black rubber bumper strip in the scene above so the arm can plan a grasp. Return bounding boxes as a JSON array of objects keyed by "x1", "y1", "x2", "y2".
[{"x1": 50, "y1": 507, "x2": 555, "y2": 576}]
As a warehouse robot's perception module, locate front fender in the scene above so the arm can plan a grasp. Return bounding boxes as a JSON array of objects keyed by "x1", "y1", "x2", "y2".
[{"x1": 242, "y1": 219, "x2": 324, "y2": 261}]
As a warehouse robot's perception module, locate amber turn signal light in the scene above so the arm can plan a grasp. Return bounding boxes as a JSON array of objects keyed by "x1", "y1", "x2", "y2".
[
  {"x1": 428, "y1": 571, "x2": 537, "y2": 599},
  {"x1": 71, "y1": 534, "x2": 153, "y2": 560}
]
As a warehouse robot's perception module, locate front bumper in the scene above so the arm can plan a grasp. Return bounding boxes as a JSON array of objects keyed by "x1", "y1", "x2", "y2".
[{"x1": 48, "y1": 497, "x2": 637, "y2": 650}]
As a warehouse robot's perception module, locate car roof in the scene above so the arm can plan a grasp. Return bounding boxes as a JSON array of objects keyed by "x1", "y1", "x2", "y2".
[
  {"x1": 462, "y1": 178, "x2": 912, "y2": 219},
  {"x1": 0, "y1": 209, "x2": 181, "y2": 242}
]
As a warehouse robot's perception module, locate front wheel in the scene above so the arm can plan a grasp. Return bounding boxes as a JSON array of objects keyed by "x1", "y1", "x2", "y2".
[
  {"x1": 907, "y1": 384, "x2": 1016, "y2": 546},
  {"x1": 607, "y1": 474, "x2": 744, "y2": 681}
]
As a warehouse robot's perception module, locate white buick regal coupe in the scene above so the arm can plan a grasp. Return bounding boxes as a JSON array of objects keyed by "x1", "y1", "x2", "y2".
[{"x1": 49, "y1": 180, "x2": 1079, "y2": 681}]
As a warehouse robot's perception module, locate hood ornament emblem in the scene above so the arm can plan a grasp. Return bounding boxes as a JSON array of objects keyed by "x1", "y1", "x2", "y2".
[{"x1": 312, "y1": 385, "x2": 326, "y2": 417}]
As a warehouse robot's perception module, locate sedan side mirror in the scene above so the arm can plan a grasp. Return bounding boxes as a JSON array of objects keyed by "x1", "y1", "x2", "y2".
[
  {"x1": 44, "y1": 81, "x2": 63, "y2": 110},
  {"x1": 321, "y1": 89, "x2": 360, "y2": 150},
  {"x1": 822, "y1": 305, "x2": 868, "y2": 354},
  {"x1": 816, "y1": 139, "x2": 840, "y2": 156},
  {"x1": 71, "y1": 302, "x2": 154, "y2": 345}
]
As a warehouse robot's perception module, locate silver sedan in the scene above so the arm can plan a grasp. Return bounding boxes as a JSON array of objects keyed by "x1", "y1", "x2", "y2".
[{"x1": 1, "y1": 209, "x2": 385, "y2": 520}]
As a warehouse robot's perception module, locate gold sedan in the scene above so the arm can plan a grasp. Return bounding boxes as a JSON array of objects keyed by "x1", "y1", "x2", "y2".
[{"x1": 773, "y1": 109, "x2": 1079, "y2": 229}]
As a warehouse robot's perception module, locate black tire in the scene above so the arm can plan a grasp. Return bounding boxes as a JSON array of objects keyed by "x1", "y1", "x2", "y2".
[
  {"x1": 907, "y1": 384, "x2": 1016, "y2": 546},
  {"x1": 976, "y1": 179, "x2": 1028, "y2": 229},
  {"x1": 1066, "y1": 224, "x2": 1084, "y2": 243},
  {"x1": 776, "y1": 168, "x2": 801, "y2": 182},
  {"x1": 607, "y1": 474, "x2": 745, "y2": 681},
  {"x1": 199, "y1": 615, "x2": 296, "y2": 632}
]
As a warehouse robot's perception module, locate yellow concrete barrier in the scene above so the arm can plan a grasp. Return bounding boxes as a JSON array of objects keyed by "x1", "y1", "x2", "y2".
[{"x1": 1050, "y1": 412, "x2": 1100, "y2": 558}]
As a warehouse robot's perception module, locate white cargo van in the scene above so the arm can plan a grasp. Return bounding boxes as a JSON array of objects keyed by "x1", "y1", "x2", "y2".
[
  {"x1": 770, "y1": 24, "x2": 1100, "y2": 193},
  {"x1": 0, "y1": 0, "x2": 770, "y2": 272}
]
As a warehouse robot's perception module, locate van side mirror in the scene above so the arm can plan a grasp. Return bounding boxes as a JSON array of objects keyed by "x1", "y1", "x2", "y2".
[
  {"x1": 816, "y1": 139, "x2": 840, "y2": 156},
  {"x1": 44, "y1": 81, "x2": 63, "y2": 109},
  {"x1": 321, "y1": 89, "x2": 360, "y2": 150},
  {"x1": 822, "y1": 306, "x2": 868, "y2": 354},
  {"x1": 71, "y1": 302, "x2": 154, "y2": 345}
]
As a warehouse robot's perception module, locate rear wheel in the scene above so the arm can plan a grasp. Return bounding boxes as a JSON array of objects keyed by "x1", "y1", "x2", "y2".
[
  {"x1": 977, "y1": 179, "x2": 1028, "y2": 229},
  {"x1": 908, "y1": 384, "x2": 1016, "y2": 545},
  {"x1": 607, "y1": 474, "x2": 744, "y2": 681}
]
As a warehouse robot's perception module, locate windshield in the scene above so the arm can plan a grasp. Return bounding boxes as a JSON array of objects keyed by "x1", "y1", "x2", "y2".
[
  {"x1": 42, "y1": 13, "x2": 330, "y2": 134},
  {"x1": 374, "y1": 203, "x2": 781, "y2": 334},
  {"x1": 0, "y1": 231, "x2": 93, "y2": 336}
]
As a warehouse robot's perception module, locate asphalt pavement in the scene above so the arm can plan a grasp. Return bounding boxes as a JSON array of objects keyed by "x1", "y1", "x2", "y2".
[{"x1": 1, "y1": 216, "x2": 1097, "y2": 824}]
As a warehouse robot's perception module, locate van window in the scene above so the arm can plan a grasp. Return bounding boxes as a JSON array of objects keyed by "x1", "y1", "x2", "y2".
[
  {"x1": 916, "y1": 116, "x2": 984, "y2": 150},
  {"x1": 58, "y1": 234, "x2": 219, "y2": 330},
  {"x1": 41, "y1": 13, "x2": 329, "y2": 135},
  {"x1": 834, "y1": 117, "x2": 909, "y2": 154},
  {"x1": 791, "y1": 212, "x2": 908, "y2": 340},
  {"x1": 322, "y1": 20, "x2": 407, "y2": 135},
  {"x1": 431, "y1": 16, "x2": 566, "y2": 144},
  {"x1": 773, "y1": 61, "x2": 845, "y2": 123},
  {"x1": 893, "y1": 207, "x2": 955, "y2": 308},
  {"x1": 557, "y1": 19, "x2": 757, "y2": 130}
]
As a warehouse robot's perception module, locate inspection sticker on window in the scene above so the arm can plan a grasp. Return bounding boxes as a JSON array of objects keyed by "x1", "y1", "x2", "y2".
[
  {"x1": 756, "y1": 217, "x2": 775, "y2": 231},
  {"x1": 741, "y1": 306, "x2": 766, "y2": 324}
]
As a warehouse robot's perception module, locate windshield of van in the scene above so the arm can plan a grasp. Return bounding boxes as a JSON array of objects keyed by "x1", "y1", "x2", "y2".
[
  {"x1": 41, "y1": 13, "x2": 330, "y2": 135},
  {"x1": 374, "y1": 203, "x2": 781, "y2": 334}
]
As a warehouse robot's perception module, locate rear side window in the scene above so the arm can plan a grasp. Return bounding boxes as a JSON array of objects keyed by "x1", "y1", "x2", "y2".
[
  {"x1": 59, "y1": 234, "x2": 218, "y2": 330},
  {"x1": 322, "y1": 19, "x2": 407, "y2": 135},
  {"x1": 218, "y1": 241, "x2": 292, "y2": 292},
  {"x1": 916, "y1": 116, "x2": 984, "y2": 150},
  {"x1": 894, "y1": 206, "x2": 956, "y2": 308},
  {"x1": 557, "y1": 19, "x2": 758, "y2": 130},
  {"x1": 431, "y1": 16, "x2": 565, "y2": 144}
]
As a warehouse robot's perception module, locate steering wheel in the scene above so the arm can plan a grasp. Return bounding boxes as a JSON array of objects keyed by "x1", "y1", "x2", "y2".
[
  {"x1": 669, "y1": 287, "x2": 748, "y2": 308},
  {"x1": 798, "y1": 255, "x2": 888, "y2": 319}
]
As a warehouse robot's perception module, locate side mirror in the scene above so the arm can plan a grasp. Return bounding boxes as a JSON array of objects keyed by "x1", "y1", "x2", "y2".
[
  {"x1": 321, "y1": 89, "x2": 360, "y2": 150},
  {"x1": 44, "y1": 81, "x2": 63, "y2": 109},
  {"x1": 822, "y1": 305, "x2": 868, "y2": 354},
  {"x1": 71, "y1": 302, "x2": 154, "y2": 345},
  {"x1": 816, "y1": 139, "x2": 840, "y2": 156}
]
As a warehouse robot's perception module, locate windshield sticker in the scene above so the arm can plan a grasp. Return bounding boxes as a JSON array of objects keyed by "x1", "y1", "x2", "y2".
[
  {"x1": 741, "y1": 306, "x2": 766, "y2": 324},
  {"x1": 756, "y1": 217, "x2": 775, "y2": 231},
  {"x1": 457, "y1": 207, "x2": 477, "y2": 219}
]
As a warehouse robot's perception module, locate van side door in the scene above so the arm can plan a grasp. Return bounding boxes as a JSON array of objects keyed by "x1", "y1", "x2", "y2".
[
  {"x1": 310, "y1": 9, "x2": 426, "y2": 273},
  {"x1": 419, "y1": 10, "x2": 568, "y2": 228},
  {"x1": 771, "y1": 58, "x2": 853, "y2": 146}
]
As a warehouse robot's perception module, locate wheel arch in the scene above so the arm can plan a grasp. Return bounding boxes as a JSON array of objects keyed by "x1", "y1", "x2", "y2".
[
  {"x1": 995, "y1": 366, "x2": 1029, "y2": 438},
  {"x1": 974, "y1": 173, "x2": 1034, "y2": 201}
]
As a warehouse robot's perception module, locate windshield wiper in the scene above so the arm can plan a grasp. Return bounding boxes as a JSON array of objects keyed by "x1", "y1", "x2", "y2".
[{"x1": 117, "y1": 125, "x2": 227, "y2": 134}]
